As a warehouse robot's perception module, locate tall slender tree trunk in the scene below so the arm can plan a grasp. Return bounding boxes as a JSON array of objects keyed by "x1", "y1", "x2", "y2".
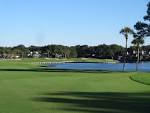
[
  {"x1": 136, "y1": 46, "x2": 140, "y2": 71},
  {"x1": 22, "y1": 52, "x2": 24, "y2": 58},
  {"x1": 48, "y1": 51, "x2": 50, "y2": 58},
  {"x1": 123, "y1": 38, "x2": 128, "y2": 71}
]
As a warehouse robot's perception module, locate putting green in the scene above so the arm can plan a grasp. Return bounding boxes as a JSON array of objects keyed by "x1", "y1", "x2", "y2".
[{"x1": 130, "y1": 72, "x2": 150, "y2": 85}]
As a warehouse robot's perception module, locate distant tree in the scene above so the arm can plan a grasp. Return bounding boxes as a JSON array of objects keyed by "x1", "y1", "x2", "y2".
[
  {"x1": 46, "y1": 45, "x2": 54, "y2": 58},
  {"x1": 75, "y1": 45, "x2": 89, "y2": 57},
  {"x1": 69, "y1": 47, "x2": 77, "y2": 58},
  {"x1": 120, "y1": 27, "x2": 134, "y2": 71},
  {"x1": 101, "y1": 45, "x2": 112, "y2": 59},
  {"x1": 110, "y1": 44, "x2": 124, "y2": 60},
  {"x1": 12, "y1": 45, "x2": 27, "y2": 58},
  {"x1": 132, "y1": 33, "x2": 144, "y2": 71}
]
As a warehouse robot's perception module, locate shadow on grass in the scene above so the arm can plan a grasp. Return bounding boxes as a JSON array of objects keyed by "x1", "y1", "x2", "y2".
[
  {"x1": 33, "y1": 91, "x2": 150, "y2": 113},
  {"x1": 0, "y1": 68, "x2": 120, "y2": 74}
]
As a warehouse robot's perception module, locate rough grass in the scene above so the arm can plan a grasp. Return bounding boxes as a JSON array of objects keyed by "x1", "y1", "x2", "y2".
[
  {"x1": 0, "y1": 60, "x2": 149, "y2": 113},
  {"x1": 0, "y1": 58, "x2": 117, "y2": 63}
]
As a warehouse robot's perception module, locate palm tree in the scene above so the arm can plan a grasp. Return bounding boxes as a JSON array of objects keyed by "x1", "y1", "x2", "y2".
[
  {"x1": 132, "y1": 34, "x2": 144, "y2": 71},
  {"x1": 120, "y1": 27, "x2": 134, "y2": 71}
]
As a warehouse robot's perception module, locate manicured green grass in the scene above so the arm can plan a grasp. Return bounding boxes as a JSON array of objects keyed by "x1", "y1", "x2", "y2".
[
  {"x1": 130, "y1": 73, "x2": 150, "y2": 85},
  {"x1": 0, "y1": 58, "x2": 117, "y2": 63},
  {"x1": 0, "y1": 61, "x2": 149, "y2": 113}
]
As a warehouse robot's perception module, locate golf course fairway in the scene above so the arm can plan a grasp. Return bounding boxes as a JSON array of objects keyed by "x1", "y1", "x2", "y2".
[{"x1": 0, "y1": 60, "x2": 149, "y2": 113}]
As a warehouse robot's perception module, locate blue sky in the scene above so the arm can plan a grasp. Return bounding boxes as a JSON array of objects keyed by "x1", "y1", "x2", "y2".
[{"x1": 0, "y1": 0, "x2": 149, "y2": 47}]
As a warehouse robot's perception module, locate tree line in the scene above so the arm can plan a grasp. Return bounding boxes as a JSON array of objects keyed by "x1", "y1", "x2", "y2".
[
  {"x1": 0, "y1": 44, "x2": 150, "y2": 61},
  {"x1": 0, "y1": 44, "x2": 122, "y2": 59}
]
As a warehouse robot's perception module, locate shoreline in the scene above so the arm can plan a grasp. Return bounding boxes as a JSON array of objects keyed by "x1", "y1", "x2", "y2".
[{"x1": 33, "y1": 61, "x2": 118, "y2": 65}]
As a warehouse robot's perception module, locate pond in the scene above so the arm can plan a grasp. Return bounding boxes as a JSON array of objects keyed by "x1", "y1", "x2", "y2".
[{"x1": 48, "y1": 62, "x2": 150, "y2": 72}]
